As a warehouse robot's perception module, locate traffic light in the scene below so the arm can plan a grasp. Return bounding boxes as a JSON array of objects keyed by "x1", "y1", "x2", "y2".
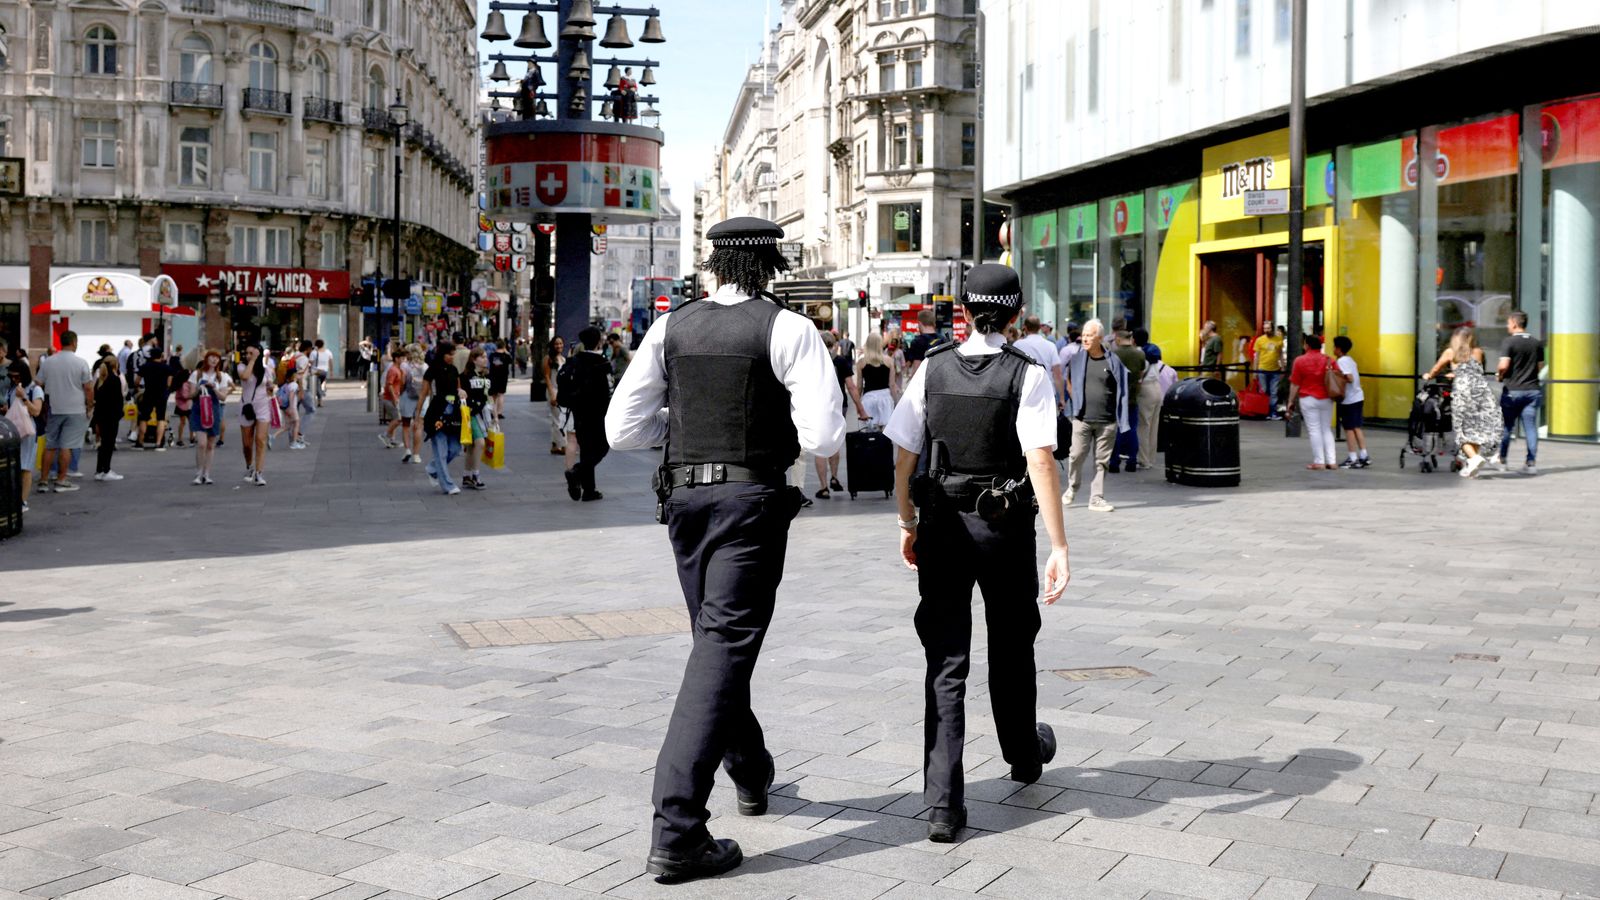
[
  {"x1": 856, "y1": 289, "x2": 868, "y2": 304},
  {"x1": 382, "y1": 277, "x2": 412, "y2": 301}
]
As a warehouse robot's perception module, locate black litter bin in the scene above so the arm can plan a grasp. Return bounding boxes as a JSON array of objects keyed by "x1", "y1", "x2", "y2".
[
  {"x1": 0, "y1": 417, "x2": 23, "y2": 540},
  {"x1": 1161, "y1": 377, "x2": 1240, "y2": 487}
]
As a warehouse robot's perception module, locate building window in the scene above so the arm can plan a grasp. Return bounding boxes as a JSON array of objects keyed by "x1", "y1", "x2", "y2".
[
  {"x1": 306, "y1": 139, "x2": 327, "y2": 199},
  {"x1": 878, "y1": 52, "x2": 896, "y2": 92},
  {"x1": 963, "y1": 0, "x2": 977, "y2": 13},
  {"x1": 364, "y1": 146, "x2": 383, "y2": 213},
  {"x1": 82, "y1": 120, "x2": 116, "y2": 169},
  {"x1": 1088, "y1": 0, "x2": 1100, "y2": 113},
  {"x1": 84, "y1": 25, "x2": 116, "y2": 75},
  {"x1": 320, "y1": 236, "x2": 343, "y2": 270},
  {"x1": 367, "y1": 65, "x2": 386, "y2": 111},
  {"x1": 309, "y1": 53, "x2": 330, "y2": 100},
  {"x1": 247, "y1": 41, "x2": 278, "y2": 91},
  {"x1": 896, "y1": 0, "x2": 911, "y2": 14},
  {"x1": 78, "y1": 219, "x2": 109, "y2": 262},
  {"x1": 0, "y1": 23, "x2": 8, "y2": 71},
  {"x1": 177, "y1": 126, "x2": 210, "y2": 186},
  {"x1": 962, "y1": 44, "x2": 977, "y2": 89},
  {"x1": 877, "y1": 0, "x2": 892, "y2": 18},
  {"x1": 164, "y1": 222, "x2": 202, "y2": 262},
  {"x1": 1236, "y1": 0, "x2": 1251, "y2": 56},
  {"x1": 961, "y1": 121, "x2": 976, "y2": 166},
  {"x1": 364, "y1": 0, "x2": 389, "y2": 31},
  {"x1": 892, "y1": 122, "x2": 909, "y2": 167},
  {"x1": 179, "y1": 34, "x2": 212, "y2": 83},
  {"x1": 232, "y1": 225, "x2": 293, "y2": 266},
  {"x1": 912, "y1": 118, "x2": 924, "y2": 166},
  {"x1": 904, "y1": 48, "x2": 923, "y2": 88},
  {"x1": 1275, "y1": 0, "x2": 1291, "y2": 41},
  {"x1": 248, "y1": 132, "x2": 277, "y2": 191},
  {"x1": 878, "y1": 202, "x2": 921, "y2": 253}
]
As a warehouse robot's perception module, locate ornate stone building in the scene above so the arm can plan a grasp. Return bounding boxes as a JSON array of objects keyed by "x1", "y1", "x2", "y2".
[{"x1": 0, "y1": 0, "x2": 478, "y2": 360}]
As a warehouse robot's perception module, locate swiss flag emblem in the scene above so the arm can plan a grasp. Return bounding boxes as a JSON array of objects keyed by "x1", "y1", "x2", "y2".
[{"x1": 535, "y1": 164, "x2": 568, "y2": 206}]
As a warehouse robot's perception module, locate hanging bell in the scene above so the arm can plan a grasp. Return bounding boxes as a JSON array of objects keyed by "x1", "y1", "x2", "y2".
[
  {"x1": 600, "y1": 100, "x2": 614, "y2": 119},
  {"x1": 565, "y1": 0, "x2": 596, "y2": 27},
  {"x1": 535, "y1": 98, "x2": 549, "y2": 117},
  {"x1": 640, "y1": 66, "x2": 656, "y2": 86},
  {"x1": 567, "y1": 48, "x2": 591, "y2": 79},
  {"x1": 488, "y1": 60, "x2": 510, "y2": 82},
  {"x1": 604, "y1": 65, "x2": 622, "y2": 90},
  {"x1": 639, "y1": 14, "x2": 665, "y2": 43},
  {"x1": 514, "y1": 13, "x2": 551, "y2": 49},
  {"x1": 559, "y1": 19, "x2": 595, "y2": 41},
  {"x1": 490, "y1": 95, "x2": 502, "y2": 110},
  {"x1": 481, "y1": 8, "x2": 511, "y2": 41},
  {"x1": 599, "y1": 14, "x2": 633, "y2": 49},
  {"x1": 568, "y1": 86, "x2": 587, "y2": 115},
  {"x1": 528, "y1": 65, "x2": 545, "y2": 87}
]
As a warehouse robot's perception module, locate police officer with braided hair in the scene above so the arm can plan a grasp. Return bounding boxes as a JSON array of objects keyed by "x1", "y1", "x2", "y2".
[
  {"x1": 605, "y1": 216, "x2": 845, "y2": 883},
  {"x1": 884, "y1": 263, "x2": 1071, "y2": 843}
]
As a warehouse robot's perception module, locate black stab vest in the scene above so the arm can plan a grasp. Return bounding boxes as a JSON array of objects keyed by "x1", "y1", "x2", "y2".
[
  {"x1": 664, "y1": 299, "x2": 801, "y2": 472},
  {"x1": 923, "y1": 343, "x2": 1031, "y2": 479}
]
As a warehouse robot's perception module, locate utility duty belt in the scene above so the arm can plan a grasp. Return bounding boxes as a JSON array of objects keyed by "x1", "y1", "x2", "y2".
[
  {"x1": 650, "y1": 461, "x2": 789, "y2": 523},
  {"x1": 913, "y1": 471, "x2": 1036, "y2": 523}
]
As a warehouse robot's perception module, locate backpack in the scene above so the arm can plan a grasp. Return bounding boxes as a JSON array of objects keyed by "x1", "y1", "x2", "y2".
[
  {"x1": 276, "y1": 355, "x2": 297, "y2": 385},
  {"x1": 403, "y1": 365, "x2": 420, "y2": 399},
  {"x1": 555, "y1": 356, "x2": 583, "y2": 411},
  {"x1": 276, "y1": 382, "x2": 293, "y2": 410}
]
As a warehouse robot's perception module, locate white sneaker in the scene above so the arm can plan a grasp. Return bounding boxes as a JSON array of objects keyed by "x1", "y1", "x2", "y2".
[
  {"x1": 400, "y1": 453, "x2": 413, "y2": 463},
  {"x1": 97, "y1": 471, "x2": 124, "y2": 481},
  {"x1": 411, "y1": 455, "x2": 423, "y2": 465},
  {"x1": 379, "y1": 434, "x2": 392, "y2": 448},
  {"x1": 1494, "y1": 457, "x2": 1509, "y2": 472},
  {"x1": 67, "y1": 470, "x2": 85, "y2": 478},
  {"x1": 446, "y1": 485, "x2": 461, "y2": 495},
  {"x1": 203, "y1": 475, "x2": 214, "y2": 485},
  {"x1": 1463, "y1": 456, "x2": 1486, "y2": 479},
  {"x1": 153, "y1": 445, "x2": 167, "y2": 452},
  {"x1": 244, "y1": 469, "x2": 257, "y2": 482},
  {"x1": 1524, "y1": 462, "x2": 1538, "y2": 475},
  {"x1": 290, "y1": 441, "x2": 307, "y2": 450},
  {"x1": 1088, "y1": 497, "x2": 1115, "y2": 512},
  {"x1": 254, "y1": 473, "x2": 267, "y2": 486},
  {"x1": 1061, "y1": 489, "x2": 1076, "y2": 507},
  {"x1": 192, "y1": 474, "x2": 205, "y2": 486},
  {"x1": 427, "y1": 474, "x2": 439, "y2": 488}
]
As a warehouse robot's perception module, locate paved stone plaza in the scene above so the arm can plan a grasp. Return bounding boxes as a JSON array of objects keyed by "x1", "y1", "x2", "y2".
[{"x1": 4, "y1": 381, "x2": 1600, "y2": 899}]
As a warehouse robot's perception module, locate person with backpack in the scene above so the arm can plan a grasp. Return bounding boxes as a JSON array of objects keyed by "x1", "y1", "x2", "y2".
[
  {"x1": 187, "y1": 349, "x2": 232, "y2": 485},
  {"x1": 6, "y1": 360, "x2": 45, "y2": 512},
  {"x1": 1287, "y1": 334, "x2": 1338, "y2": 470},
  {"x1": 417, "y1": 339, "x2": 464, "y2": 495},
  {"x1": 487, "y1": 341, "x2": 513, "y2": 424},
  {"x1": 558, "y1": 327, "x2": 614, "y2": 501}
]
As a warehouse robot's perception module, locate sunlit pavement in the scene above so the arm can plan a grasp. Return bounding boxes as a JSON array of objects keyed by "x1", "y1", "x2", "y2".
[{"x1": 4, "y1": 382, "x2": 1600, "y2": 899}]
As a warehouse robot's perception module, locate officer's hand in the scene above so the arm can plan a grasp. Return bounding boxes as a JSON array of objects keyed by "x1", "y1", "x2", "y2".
[
  {"x1": 899, "y1": 527, "x2": 918, "y2": 572},
  {"x1": 1041, "y1": 548, "x2": 1070, "y2": 605}
]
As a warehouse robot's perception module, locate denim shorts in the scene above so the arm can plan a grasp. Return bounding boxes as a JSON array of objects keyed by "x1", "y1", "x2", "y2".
[{"x1": 44, "y1": 413, "x2": 89, "y2": 450}]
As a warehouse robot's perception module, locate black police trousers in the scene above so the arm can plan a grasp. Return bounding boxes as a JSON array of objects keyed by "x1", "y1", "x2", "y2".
[
  {"x1": 913, "y1": 505, "x2": 1043, "y2": 811},
  {"x1": 651, "y1": 481, "x2": 796, "y2": 852},
  {"x1": 570, "y1": 411, "x2": 610, "y2": 493}
]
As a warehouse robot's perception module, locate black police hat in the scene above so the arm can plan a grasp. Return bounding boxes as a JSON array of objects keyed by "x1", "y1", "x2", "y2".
[
  {"x1": 707, "y1": 216, "x2": 784, "y2": 248},
  {"x1": 963, "y1": 263, "x2": 1023, "y2": 308}
]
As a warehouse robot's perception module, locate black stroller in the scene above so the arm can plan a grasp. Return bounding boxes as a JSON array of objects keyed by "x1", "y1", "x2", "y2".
[{"x1": 1401, "y1": 379, "x2": 1461, "y2": 473}]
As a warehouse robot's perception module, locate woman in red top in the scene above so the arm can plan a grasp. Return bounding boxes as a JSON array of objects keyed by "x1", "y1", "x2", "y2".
[{"x1": 1286, "y1": 335, "x2": 1337, "y2": 469}]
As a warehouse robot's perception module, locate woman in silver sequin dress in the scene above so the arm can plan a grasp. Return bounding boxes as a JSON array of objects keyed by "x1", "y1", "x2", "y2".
[{"x1": 1424, "y1": 326, "x2": 1502, "y2": 479}]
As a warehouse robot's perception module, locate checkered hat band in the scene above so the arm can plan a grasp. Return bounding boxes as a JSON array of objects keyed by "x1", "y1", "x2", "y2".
[
  {"x1": 711, "y1": 236, "x2": 779, "y2": 247},
  {"x1": 966, "y1": 292, "x2": 1022, "y2": 306}
]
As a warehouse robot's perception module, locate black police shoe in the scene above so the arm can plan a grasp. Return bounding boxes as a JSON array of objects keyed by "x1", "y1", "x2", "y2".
[
  {"x1": 646, "y1": 838, "x2": 743, "y2": 883},
  {"x1": 736, "y1": 753, "x2": 776, "y2": 816},
  {"x1": 564, "y1": 470, "x2": 581, "y2": 501},
  {"x1": 1010, "y1": 722, "x2": 1058, "y2": 784},
  {"x1": 927, "y1": 806, "x2": 966, "y2": 843}
]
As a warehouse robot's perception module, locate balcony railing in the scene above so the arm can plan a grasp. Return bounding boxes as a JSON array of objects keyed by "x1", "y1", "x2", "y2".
[
  {"x1": 242, "y1": 87, "x2": 291, "y2": 115},
  {"x1": 180, "y1": 0, "x2": 218, "y2": 13},
  {"x1": 246, "y1": 0, "x2": 299, "y2": 26},
  {"x1": 303, "y1": 96, "x2": 342, "y2": 124},
  {"x1": 170, "y1": 81, "x2": 223, "y2": 108},
  {"x1": 362, "y1": 107, "x2": 394, "y2": 131}
]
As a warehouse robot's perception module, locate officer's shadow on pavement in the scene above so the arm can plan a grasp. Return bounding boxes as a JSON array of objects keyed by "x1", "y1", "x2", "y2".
[
  {"x1": 781, "y1": 747, "x2": 1363, "y2": 863},
  {"x1": 0, "y1": 600, "x2": 97, "y2": 623}
]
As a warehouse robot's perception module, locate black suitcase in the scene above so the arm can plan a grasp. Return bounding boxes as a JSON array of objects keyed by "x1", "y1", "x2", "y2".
[{"x1": 845, "y1": 428, "x2": 894, "y2": 498}]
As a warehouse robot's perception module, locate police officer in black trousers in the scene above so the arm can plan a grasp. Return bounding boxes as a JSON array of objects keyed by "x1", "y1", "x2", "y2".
[
  {"x1": 605, "y1": 217, "x2": 845, "y2": 883},
  {"x1": 885, "y1": 264, "x2": 1071, "y2": 842}
]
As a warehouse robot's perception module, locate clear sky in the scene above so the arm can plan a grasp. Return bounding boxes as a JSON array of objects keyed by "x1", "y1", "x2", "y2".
[{"x1": 476, "y1": 0, "x2": 777, "y2": 267}]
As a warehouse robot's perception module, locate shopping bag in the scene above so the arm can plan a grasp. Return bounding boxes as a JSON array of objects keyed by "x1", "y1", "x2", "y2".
[
  {"x1": 35, "y1": 436, "x2": 45, "y2": 472},
  {"x1": 123, "y1": 401, "x2": 137, "y2": 421},
  {"x1": 459, "y1": 409, "x2": 474, "y2": 446},
  {"x1": 484, "y1": 427, "x2": 505, "y2": 469}
]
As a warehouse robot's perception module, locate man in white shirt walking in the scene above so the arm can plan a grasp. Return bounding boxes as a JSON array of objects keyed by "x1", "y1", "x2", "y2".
[{"x1": 1014, "y1": 315, "x2": 1064, "y2": 407}]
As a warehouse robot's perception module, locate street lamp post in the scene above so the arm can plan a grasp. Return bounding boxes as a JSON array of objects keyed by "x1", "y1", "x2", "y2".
[{"x1": 390, "y1": 90, "x2": 408, "y2": 359}]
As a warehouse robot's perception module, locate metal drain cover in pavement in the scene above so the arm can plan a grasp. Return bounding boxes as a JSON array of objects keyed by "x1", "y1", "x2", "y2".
[
  {"x1": 1052, "y1": 666, "x2": 1154, "y2": 682},
  {"x1": 1452, "y1": 652, "x2": 1501, "y2": 663},
  {"x1": 445, "y1": 606, "x2": 689, "y2": 648}
]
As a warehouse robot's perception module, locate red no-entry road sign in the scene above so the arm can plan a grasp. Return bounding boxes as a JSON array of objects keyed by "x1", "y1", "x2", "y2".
[{"x1": 654, "y1": 294, "x2": 672, "y2": 313}]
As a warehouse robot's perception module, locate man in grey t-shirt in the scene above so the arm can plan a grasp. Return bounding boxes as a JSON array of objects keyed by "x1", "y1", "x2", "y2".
[
  {"x1": 36, "y1": 330, "x2": 95, "y2": 493},
  {"x1": 1496, "y1": 310, "x2": 1545, "y2": 473},
  {"x1": 1063, "y1": 319, "x2": 1130, "y2": 512}
]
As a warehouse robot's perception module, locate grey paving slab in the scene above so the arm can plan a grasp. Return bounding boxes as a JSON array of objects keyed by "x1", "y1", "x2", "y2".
[
  {"x1": 4, "y1": 391, "x2": 1600, "y2": 898},
  {"x1": 52, "y1": 874, "x2": 220, "y2": 900},
  {"x1": 191, "y1": 860, "x2": 350, "y2": 900}
]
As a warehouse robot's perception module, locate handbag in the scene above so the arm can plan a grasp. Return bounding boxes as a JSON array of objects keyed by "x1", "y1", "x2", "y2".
[
  {"x1": 459, "y1": 407, "x2": 475, "y2": 445},
  {"x1": 483, "y1": 426, "x2": 505, "y2": 469},
  {"x1": 1324, "y1": 358, "x2": 1346, "y2": 400},
  {"x1": 4, "y1": 392, "x2": 35, "y2": 439}
]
